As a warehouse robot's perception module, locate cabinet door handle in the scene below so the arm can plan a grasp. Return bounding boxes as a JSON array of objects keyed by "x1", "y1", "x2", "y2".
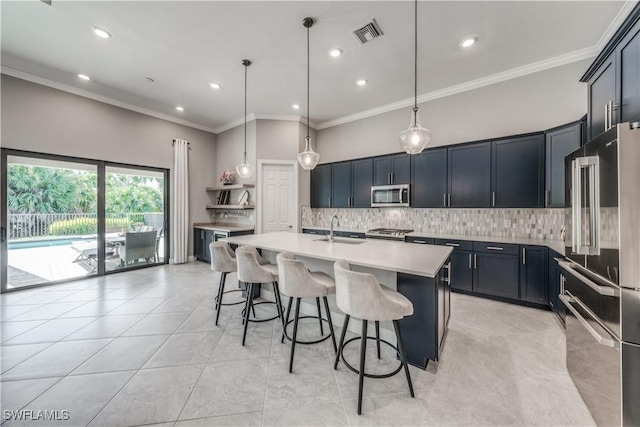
[
  {"x1": 445, "y1": 243, "x2": 460, "y2": 247},
  {"x1": 608, "y1": 100, "x2": 614, "y2": 129},
  {"x1": 492, "y1": 192, "x2": 496, "y2": 207},
  {"x1": 443, "y1": 193, "x2": 447, "y2": 207},
  {"x1": 349, "y1": 234, "x2": 360, "y2": 238},
  {"x1": 469, "y1": 253, "x2": 472, "y2": 269},
  {"x1": 390, "y1": 172, "x2": 394, "y2": 184},
  {"x1": 487, "y1": 246, "x2": 504, "y2": 251},
  {"x1": 545, "y1": 190, "x2": 550, "y2": 206},
  {"x1": 522, "y1": 247, "x2": 526, "y2": 265},
  {"x1": 448, "y1": 193, "x2": 451, "y2": 207},
  {"x1": 604, "y1": 103, "x2": 609, "y2": 130},
  {"x1": 387, "y1": 173, "x2": 391, "y2": 184},
  {"x1": 413, "y1": 240, "x2": 427, "y2": 244},
  {"x1": 474, "y1": 254, "x2": 477, "y2": 269}
]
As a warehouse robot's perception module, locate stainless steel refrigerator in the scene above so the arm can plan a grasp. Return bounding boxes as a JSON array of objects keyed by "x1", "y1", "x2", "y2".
[{"x1": 560, "y1": 122, "x2": 640, "y2": 426}]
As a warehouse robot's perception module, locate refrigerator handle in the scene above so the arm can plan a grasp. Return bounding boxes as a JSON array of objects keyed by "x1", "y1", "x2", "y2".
[
  {"x1": 588, "y1": 158, "x2": 600, "y2": 255},
  {"x1": 571, "y1": 159, "x2": 581, "y2": 253},
  {"x1": 559, "y1": 294, "x2": 618, "y2": 348}
]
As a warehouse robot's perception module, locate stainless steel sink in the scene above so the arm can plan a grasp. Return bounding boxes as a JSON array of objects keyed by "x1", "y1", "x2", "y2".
[{"x1": 313, "y1": 237, "x2": 365, "y2": 245}]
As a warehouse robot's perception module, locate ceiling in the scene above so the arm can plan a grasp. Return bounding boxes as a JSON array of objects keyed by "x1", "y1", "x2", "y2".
[{"x1": 0, "y1": 1, "x2": 632, "y2": 133}]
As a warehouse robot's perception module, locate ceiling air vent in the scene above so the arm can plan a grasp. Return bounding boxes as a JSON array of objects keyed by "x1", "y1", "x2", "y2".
[{"x1": 351, "y1": 19, "x2": 383, "y2": 45}]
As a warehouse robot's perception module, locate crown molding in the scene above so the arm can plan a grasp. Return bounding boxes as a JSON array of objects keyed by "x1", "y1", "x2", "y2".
[
  {"x1": 214, "y1": 114, "x2": 317, "y2": 134},
  {"x1": 316, "y1": 46, "x2": 598, "y2": 130},
  {"x1": 1, "y1": 66, "x2": 219, "y2": 134},
  {"x1": 595, "y1": 0, "x2": 638, "y2": 50}
]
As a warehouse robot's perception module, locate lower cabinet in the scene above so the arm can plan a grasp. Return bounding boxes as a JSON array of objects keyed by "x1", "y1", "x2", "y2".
[
  {"x1": 474, "y1": 251, "x2": 520, "y2": 299},
  {"x1": 194, "y1": 228, "x2": 254, "y2": 263},
  {"x1": 449, "y1": 250, "x2": 473, "y2": 292},
  {"x1": 302, "y1": 228, "x2": 329, "y2": 236},
  {"x1": 520, "y1": 245, "x2": 548, "y2": 304},
  {"x1": 548, "y1": 250, "x2": 566, "y2": 324}
]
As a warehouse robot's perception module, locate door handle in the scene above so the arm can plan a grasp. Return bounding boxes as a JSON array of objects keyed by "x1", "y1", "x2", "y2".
[
  {"x1": 474, "y1": 254, "x2": 477, "y2": 269},
  {"x1": 486, "y1": 246, "x2": 504, "y2": 251},
  {"x1": 558, "y1": 260, "x2": 619, "y2": 296},
  {"x1": 447, "y1": 193, "x2": 451, "y2": 207},
  {"x1": 604, "y1": 103, "x2": 609, "y2": 130},
  {"x1": 443, "y1": 193, "x2": 446, "y2": 207},
  {"x1": 522, "y1": 247, "x2": 526, "y2": 265},
  {"x1": 0, "y1": 227, "x2": 6, "y2": 243},
  {"x1": 469, "y1": 253, "x2": 472, "y2": 269},
  {"x1": 559, "y1": 294, "x2": 618, "y2": 348},
  {"x1": 492, "y1": 192, "x2": 496, "y2": 207},
  {"x1": 445, "y1": 243, "x2": 460, "y2": 247},
  {"x1": 413, "y1": 240, "x2": 427, "y2": 244},
  {"x1": 545, "y1": 190, "x2": 550, "y2": 207}
]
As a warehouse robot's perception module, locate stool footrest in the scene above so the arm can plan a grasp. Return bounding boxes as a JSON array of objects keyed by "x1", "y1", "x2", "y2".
[
  {"x1": 340, "y1": 336, "x2": 402, "y2": 379},
  {"x1": 242, "y1": 300, "x2": 284, "y2": 323},
  {"x1": 215, "y1": 289, "x2": 246, "y2": 306},
  {"x1": 282, "y1": 315, "x2": 333, "y2": 345}
]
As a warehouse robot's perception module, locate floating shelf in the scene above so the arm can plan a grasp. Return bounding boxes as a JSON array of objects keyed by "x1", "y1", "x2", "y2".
[
  {"x1": 206, "y1": 204, "x2": 254, "y2": 210},
  {"x1": 206, "y1": 184, "x2": 255, "y2": 191}
]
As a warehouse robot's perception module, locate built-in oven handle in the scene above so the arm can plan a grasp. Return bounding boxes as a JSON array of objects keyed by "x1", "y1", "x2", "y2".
[
  {"x1": 557, "y1": 260, "x2": 620, "y2": 297},
  {"x1": 559, "y1": 294, "x2": 618, "y2": 348}
]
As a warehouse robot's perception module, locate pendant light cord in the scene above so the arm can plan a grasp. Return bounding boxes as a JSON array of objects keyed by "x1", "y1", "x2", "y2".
[
  {"x1": 244, "y1": 62, "x2": 248, "y2": 161},
  {"x1": 306, "y1": 22, "x2": 310, "y2": 140},
  {"x1": 414, "y1": 0, "x2": 418, "y2": 110}
]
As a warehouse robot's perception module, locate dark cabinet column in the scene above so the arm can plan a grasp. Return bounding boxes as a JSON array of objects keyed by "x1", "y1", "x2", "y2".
[
  {"x1": 311, "y1": 164, "x2": 332, "y2": 208},
  {"x1": 447, "y1": 142, "x2": 491, "y2": 208},
  {"x1": 588, "y1": 57, "x2": 616, "y2": 140},
  {"x1": 545, "y1": 123, "x2": 582, "y2": 207},
  {"x1": 331, "y1": 162, "x2": 351, "y2": 208},
  {"x1": 491, "y1": 134, "x2": 545, "y2": 208},
  {"x1": 412, "y1": 148, "x2": 447, "y2": 208},
  {"x1": 351, "y1": 158, "x2": 373, "y2": 208},
  {"x1": 519, "y1": 246, "x2": 548, "y2": 304}
]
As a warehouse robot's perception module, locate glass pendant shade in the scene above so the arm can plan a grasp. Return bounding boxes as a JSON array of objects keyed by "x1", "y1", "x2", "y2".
[
  {"x1": 236, "y1": 159, "x2": 254, "y2": 179},
  {"x1": 399, "y1": 107, "x2": 432, "y2": 154},
  {"x1": 297, "y1": 136, "x2": 320, "y2": 170}
]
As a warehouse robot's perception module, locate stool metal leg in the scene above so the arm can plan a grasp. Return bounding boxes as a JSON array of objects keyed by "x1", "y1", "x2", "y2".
[
  {"x1": 375, "y1": 321, "x2": 381, "y2": 359},
  {"x1": 334, "y1": 314, "x2": 350, "y2": 370},
  {"x1": 358, "y1": 320, "x2": 368, "y2": 415},
  {"x1": 289, "y1": 297, "x2": 301, "y2": 373},
  {"x1": 322, "y1": 296, "x2": 337, "y2": 353},
  {"x1": 273, "y1": 282, "x2": 285, "y2": 330},
  {"x1": 214, "y1": 272, "x2": 226, "y2": 326},
  {"x1": 241, "y1": 283, "x2": 253, "y2": 346},
  {"x1": 315, "y1": 298, "x2": 324, "y2": 335},
  {"x1": 281, "y1": 297, "x2": 293, "y2": 344},
  {"x1": 393, "y1": 320, "x2": 414, "y2": 398}
]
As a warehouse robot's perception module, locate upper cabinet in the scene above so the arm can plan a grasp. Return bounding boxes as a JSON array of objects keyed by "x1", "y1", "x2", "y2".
[
  {"x1": 373, "y1": 154, "x2": 410, "y2": 185},
  {"x1": 310, "y1": 163, "x2": 332, "y2": 208},
  {"x1": 331, "y1": 161, "x2": 351, "y2": 208},
  {"x1": 351, "y1": 158, "x2": 374, "y2": 208},
  {"x1": 447, "y1": 142, "x2": 491, "y2": 208},
  {"x1": 545, "y1": 121, "x2": 582, "y2": 208},
  {"x1": 583, "y1": 6, "x2": 640, "y2": 140},
  {"x1": 412, "y1": 148, "x2": 448, "y2": 208},
  {"x1": 491, "y1": 134, "x2": 545, "y2": 208}
]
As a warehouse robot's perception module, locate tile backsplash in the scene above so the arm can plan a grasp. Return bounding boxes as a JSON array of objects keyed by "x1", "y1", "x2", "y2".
[{"x1": 302, "y1": 207, "x2": 569, "y2": 241}]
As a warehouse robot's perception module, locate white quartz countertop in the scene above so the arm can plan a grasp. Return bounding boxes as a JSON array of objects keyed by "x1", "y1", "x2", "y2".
[
  {"x1": 193, "y1": 223, "x2": 255, "y2": 233},
  {"x1": 222, "y1": 232, "x2": 452, "y2": 278}
]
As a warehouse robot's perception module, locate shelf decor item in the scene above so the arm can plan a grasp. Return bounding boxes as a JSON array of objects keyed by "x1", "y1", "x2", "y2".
[
  {"x1": 297, "y1": 17, "x2": 321, "y2": 171},
  {"x1": 219, "y1": 170, "x2": 235, "y2": 185},
  {"x1": 398, "y1": 0, "x2": 432, "y2": 155},
  {"x1": 235, "y1": 60, "x2": 255, "y2": 179}
]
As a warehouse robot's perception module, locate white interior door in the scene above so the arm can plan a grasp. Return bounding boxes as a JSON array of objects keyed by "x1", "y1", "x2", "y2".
[{"x1": 262, "y1": 164, "x2": 295, "y2": 233}]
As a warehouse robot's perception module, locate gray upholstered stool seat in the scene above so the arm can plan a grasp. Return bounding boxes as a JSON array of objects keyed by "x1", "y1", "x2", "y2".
[
  {"x1": 276, "y1": 252, "x2": 338, "y2": 372},
  {"x1": 333, "y1": 259, "x2": 415, "y2": 415},
  {"x1": 209, "y1": 242, "x2": 242, "y2": 326},
  {"x1": 236, "y1": 246, "x2": 284, "y2": 346}
]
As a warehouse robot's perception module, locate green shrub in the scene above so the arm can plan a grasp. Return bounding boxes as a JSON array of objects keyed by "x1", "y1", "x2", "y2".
[{"x1": 48, "y1": 217, "x2": 130, "y2": 236}]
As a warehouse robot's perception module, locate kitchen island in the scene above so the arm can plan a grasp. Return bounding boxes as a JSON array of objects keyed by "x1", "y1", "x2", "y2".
[{"x1": 223, "y1": 232, "x2": 453, "y2": 369}]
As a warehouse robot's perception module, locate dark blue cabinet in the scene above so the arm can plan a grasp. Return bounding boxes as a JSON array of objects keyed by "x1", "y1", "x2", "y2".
[
  {"x1": 310, "y1": 164, "x2": 332, "y2": 208},
  {"x1": 520, "y1": 245, "x2": 548, "y2": 304},
  {"x1": 351, "y1": 158, "x2": 373, "y2": 208},
  {"x1": 406, "y1": 236, "x2": 435, "y2": 245},
  {"x1": 491, "y1": 134, "x2": 545, "y2": 208},
  {"x1": 473, "y1": 251, "x2": 519, "y2": 299},
  {"x1": 411, "y1": 148, "x2": 448, "y2": 208},
  {"x1": 449, "y1": 249, "x2": 473, "y2": 292},
  {"x1": 548, "y1": 250, "x2": 566, "y2": 324},
  {"x1": 374, "y1": 154, "x2": 411, "y2": 185},
  {"x1": 618, "y1": 20, "x2": 640, "y2": 125},
  {"x1": 331, "y1": 162, "x2": 351, "y2": 208},
  {"x1": 545, "y1": 123, "x2": 582, "y2": 207},
  {"x1": 447, "y1": 142, "x2": 491, "y2": 208},
  {"x1": 587, "y1": 56, "x2": 616, "y2": 140}
]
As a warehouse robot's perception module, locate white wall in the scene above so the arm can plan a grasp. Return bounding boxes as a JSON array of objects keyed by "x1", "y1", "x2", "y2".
[
  {"x1": 1, "y1": 74, "x2": 217, "y2": 258},
  {"x1": 316, "y1": 60, "x2": 590, "y2": 163}
]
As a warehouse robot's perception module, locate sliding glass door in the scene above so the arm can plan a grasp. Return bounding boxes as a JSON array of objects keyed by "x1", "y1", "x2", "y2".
[{"x1": 0, "y1": 149, "x2": 169, "y2": 293}]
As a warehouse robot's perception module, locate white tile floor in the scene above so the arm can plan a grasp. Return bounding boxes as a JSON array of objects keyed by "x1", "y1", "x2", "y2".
[{"x1": 1, "y1": 262, "x2": 595, "y2": 426}]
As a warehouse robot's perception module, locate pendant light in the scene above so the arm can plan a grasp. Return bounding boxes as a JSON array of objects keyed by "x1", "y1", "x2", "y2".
[
  {"x1": 399, "y1": 0, "x2": 432, "y2": 154},
  {"x1": 236, "y1": 59, "x2": 254, "y2": 179},
  {"x1": 297, "y1": 17, "x2": 320, "y2": 170}
]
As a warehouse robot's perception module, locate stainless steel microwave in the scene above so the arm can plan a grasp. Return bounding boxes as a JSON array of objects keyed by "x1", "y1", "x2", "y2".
[{"x1": 371, "y1": 184, "x2": 410, "y2": 207}]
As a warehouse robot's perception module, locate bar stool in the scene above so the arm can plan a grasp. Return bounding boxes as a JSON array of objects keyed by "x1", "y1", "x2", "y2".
[
  {"x1": 209, "y1": 242, "x2": 245, "y2": 326},
  {"x1": 333, "y1": 259, "x2": 415, "y2": 415},
  {"x1": 236, "y1": 246, "x2": 284, "y2": 346},
  {"x1": 276, "y1": 252, "x2": 337, "y2": 373}
]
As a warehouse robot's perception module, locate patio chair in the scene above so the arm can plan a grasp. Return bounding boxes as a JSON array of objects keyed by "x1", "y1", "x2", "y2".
[{"x1": 119, "y1": 230, "x2": 157, "y2": 266}]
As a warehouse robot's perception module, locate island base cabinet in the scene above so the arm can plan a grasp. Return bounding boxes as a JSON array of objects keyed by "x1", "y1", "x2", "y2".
[
  {"x1": 397, "y1": 264, "x2": 449, "y2": 369},
  {"x1": 473, "y1": 252, "x2": 520, "y2": 299}
]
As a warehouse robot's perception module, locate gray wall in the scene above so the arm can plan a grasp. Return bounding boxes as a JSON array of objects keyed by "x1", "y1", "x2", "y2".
[
  {"x1": 316, "y1": 60, "x2": 590, "y2": 163},
  {"x1": 1, "y1": 74, "x2": 217, "y2": 259}
]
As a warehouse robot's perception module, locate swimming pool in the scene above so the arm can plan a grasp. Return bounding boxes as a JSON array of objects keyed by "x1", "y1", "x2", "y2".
[{"x1": 8, "y1": 238, "x2": 81, "y2": 250}]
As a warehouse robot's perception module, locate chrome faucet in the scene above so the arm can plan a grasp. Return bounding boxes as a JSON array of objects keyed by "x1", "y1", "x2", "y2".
[{"x1": 329, "y1": 215, "x2": 340, "y2": 243}]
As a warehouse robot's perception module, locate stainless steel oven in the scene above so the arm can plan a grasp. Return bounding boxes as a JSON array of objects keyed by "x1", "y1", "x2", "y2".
[{"x1": 371, "y1": 184, "x2": 410, "y2": 207}]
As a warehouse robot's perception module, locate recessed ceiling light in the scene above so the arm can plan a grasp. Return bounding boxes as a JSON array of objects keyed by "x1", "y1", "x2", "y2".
[
  {"x1": 175, "y1": 106, "x2": 184, "y2": 112},
  {"x1": 460, "y1": 37, "x2": 477, "y2": 48},
  {"x1": 356, "y1": 79, "x2": 368, "y2": 86},
  {"x1": 77, "y1": 74, "x2": 90, "y2": 81},
  {"x1": 210, "y1": 82, "x2": 221, "y2": 89},
  {"x1": 92, "y1": 26, "x2": 112, "y2": 39},
  {"x1": 292, "y1": 104, "x2": 301, "y2": 110},
  {"x1": 329, "y1": 48, "x2": 343, "y2": 58}
]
